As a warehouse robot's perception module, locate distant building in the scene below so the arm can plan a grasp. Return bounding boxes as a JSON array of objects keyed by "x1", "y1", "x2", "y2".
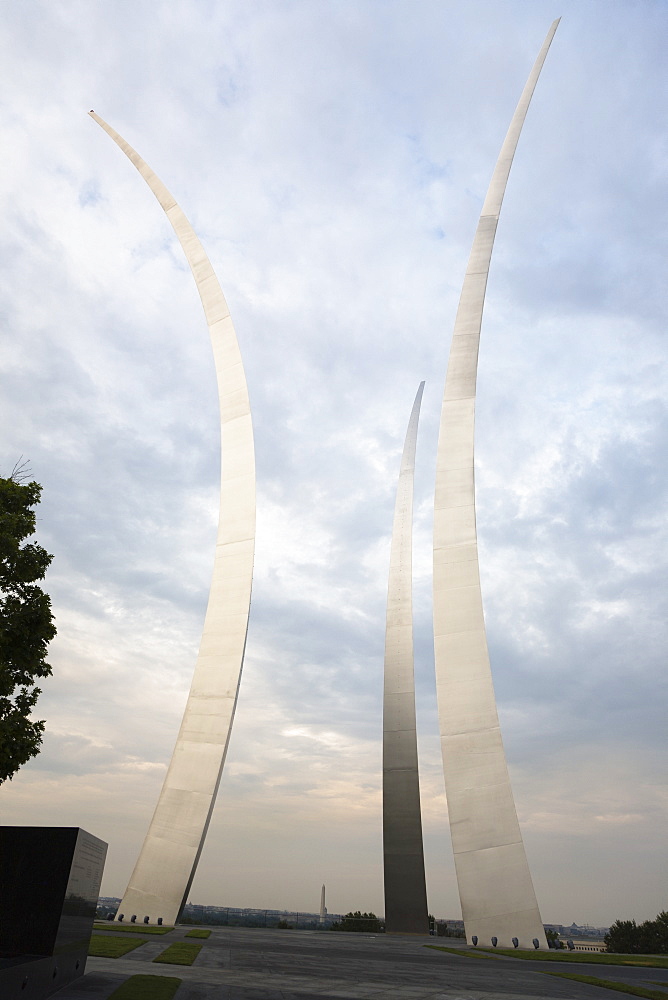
[
  {"x1": 96, "y1": 896, "x2": 121, "y2": 919},
  {"x1": 569, "y1": 939, "x2": 606, "y2": 953},
  {"x1": 543, "y1": 922, "x2": 609, "y2": 952}
]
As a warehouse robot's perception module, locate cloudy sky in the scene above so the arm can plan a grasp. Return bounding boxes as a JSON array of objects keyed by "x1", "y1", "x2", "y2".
[{"x1": 1, "y1": 0, "x2": 666, "y2": 928}]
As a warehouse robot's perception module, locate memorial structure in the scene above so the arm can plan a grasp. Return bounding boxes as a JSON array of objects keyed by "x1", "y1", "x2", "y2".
[
  {"x1": 383, "y1": 383, "x2": 429, "y2": 935},
  {"x1": 90, "y1": 113, "x2": 256, "y2": 927},
  {"x1": 432, "y1": 21, "x2": 560, "y2": 949},
  {"x1": 0, "y1": 827, "x2": 106, "y2": 1000}
]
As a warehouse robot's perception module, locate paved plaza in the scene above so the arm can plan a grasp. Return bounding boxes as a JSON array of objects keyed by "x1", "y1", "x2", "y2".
[{"x1": 53, "y1": 926, "x2": 668, "y2": 1000}]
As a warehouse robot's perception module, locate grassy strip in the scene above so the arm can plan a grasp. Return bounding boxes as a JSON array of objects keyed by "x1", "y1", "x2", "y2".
[
  {"x1": 545, "y1": 972, "x2": 668, "y2": 999},
  {"x1": 153, "y1": 941, "x2": 203, "y2": 966},
  {"x1": 94, "y1": 923, "x2": 173, "y2": 935},
  {"x1": 89, "y1": 934, "x2": 148, "y2": 958},
  {"x1": 185, "y1": 928, "x2": 211, "y2": 939},
  {"x1": 107, "y1": 974, "x2": 182, "y2": 1000},
  {"x1": 478, "y1": 948, "x2": 668, "y2": 968},
  {"x1": 424, "y1": 945, "x2": 499, "y2": 960},
  {"x1": 426, "y1": 944, "x2": 668, "y2": 972}
]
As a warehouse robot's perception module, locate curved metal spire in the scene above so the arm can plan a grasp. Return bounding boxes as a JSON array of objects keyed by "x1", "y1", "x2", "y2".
[
  {"x1": 90, "y1": 112, "x2": 255, "y2": 926},
  {"x1": 383, "y1": 381, "x2": 428, "y2": 934},
  {"x1": 432, "y1": 21, "x2": 559, "y2": 949}
]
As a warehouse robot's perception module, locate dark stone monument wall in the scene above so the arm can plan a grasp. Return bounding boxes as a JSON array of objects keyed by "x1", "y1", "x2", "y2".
[{"x1": 0, "y1": 827, "x2": 107, "y2": 1000}]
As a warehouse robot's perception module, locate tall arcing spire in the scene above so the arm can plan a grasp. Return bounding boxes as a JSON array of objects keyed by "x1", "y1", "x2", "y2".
[
  {"x1": 90, "y1": 113, "x2": 255, "y2": 926},
  {"x1": 383, "y1": 382, "x2": 429, "y2": 934},
  {"x1": 432, "y1": 21, "x2": 559, "y2": 949}
]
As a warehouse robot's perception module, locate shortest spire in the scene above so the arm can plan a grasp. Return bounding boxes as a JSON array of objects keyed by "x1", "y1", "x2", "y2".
[{"x1": 382, "y1": 382, "x2": 429, "y2": 935}]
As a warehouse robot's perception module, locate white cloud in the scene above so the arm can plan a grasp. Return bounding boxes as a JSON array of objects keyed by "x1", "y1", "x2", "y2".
[{"x1": 1, "y1": 0, "x2": 666, "y2": 927}]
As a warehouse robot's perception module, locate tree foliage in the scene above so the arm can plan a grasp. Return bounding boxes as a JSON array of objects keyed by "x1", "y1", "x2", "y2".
[
  {"x1": 604, "y1": 912, "x2": 668, "y2": 954},
  {"x1": 0, "y1": 474, "x2": 56, "y2": 782},
  {"x1": 330, "y1": 911, "x2": 383, "y2": 933},
  {"x1": 545, "y1": 928, "x2": 564, "y2": 949}
]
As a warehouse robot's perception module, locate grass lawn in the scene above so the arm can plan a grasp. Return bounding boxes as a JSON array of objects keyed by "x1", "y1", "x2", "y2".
[
  {"x1": 425, "y1": 946, "x2": 497, "y2": 960},
  {"x1": 545, "y1": 972, "x2": 668, "y2": 999},
  {"x1": 88, "y1": 935, "x2": 148, "y2": 958},
  {"x1": 107, "y1": 974, "x2": 182, "y2": 999},
  {"x1": 94, "y1": 923, "x2": 173, "y2": 935},
  {"x1": 477, "y1": 948, "x2": 668, "y2": 968},
  {"x1": 153, "y1": 941, "x2": 203, "y2": 966},
  {"x1": 426, "y1": 945, "x2": 668, "y2": 970},
  {"x1": 185, "y1": 928, "x2": 211, "y2": 939}
]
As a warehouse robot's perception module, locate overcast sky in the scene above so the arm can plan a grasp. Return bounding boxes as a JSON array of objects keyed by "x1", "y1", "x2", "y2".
[{"x1": 1, "y1": 0, "x2": 666, "y2": 928}]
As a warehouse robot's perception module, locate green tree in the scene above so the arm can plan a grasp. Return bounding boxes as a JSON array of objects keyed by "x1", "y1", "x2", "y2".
[
  {"x1": 605, "y1": 919, "x2": 641, "y2": 953},
  {"x1": 605, "y1": 914, "x2": 668, "y2": 955},
  {"x1": 638, "y1": 912, "x2": 668, "y2": 955},
  {"x1": 545, "y1": 929, "x2": 563, "y2": 949},
  {"x1": 0, "y1": 470, "x2": 56, "y2": 782},
  {"x1": 331, "y1": 911, "x2": 383, "y2": 933}
]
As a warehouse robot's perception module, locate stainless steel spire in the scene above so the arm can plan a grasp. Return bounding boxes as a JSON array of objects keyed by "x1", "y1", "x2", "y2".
[
  {"x1": 90, "y1": 113, "x2": 255, "y2": 926},
  {"x1": 383, "y1": 382, "x2": 429, "y2": 934},
  {"x1": 432, "y1": 21, "x2": 559, "y2": 949}
]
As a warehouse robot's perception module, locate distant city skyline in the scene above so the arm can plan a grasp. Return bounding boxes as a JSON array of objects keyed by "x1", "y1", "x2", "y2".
[{"x1": 96, "y1": 895, "x2": 610, "y2": 936}]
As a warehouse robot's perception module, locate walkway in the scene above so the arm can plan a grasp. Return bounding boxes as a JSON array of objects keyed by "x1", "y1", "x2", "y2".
[{"x1": 54, "y1": 926, "x2": 668, "y2": 999}]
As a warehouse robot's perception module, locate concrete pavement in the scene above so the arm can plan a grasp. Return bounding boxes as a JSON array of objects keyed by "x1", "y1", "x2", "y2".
[{"x1": 53, "y1": 926, "x2": 668, "y2": 1000}]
